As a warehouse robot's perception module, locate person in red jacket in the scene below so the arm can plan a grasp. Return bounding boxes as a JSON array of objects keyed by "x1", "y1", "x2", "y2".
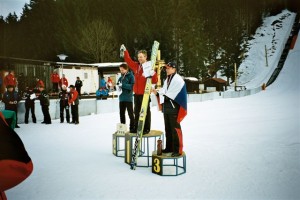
[
  {"x1": 59, "y1": 74, "x2": 68, "y2": 89},
  {"x1": 50, "y1": 71, "x2": 60, "y2": 93},
  {"x1": 3, "y1": 71, "x2": 17, "y2": 89},
  {"x1": 68, "y1": 85, "x2": 79, "y2": 125},
  {"x1": 107, "y1": 76, "x2": 114, "y2": 92},
  {"x1": 35, "y1": 78, "x2": 44, "y2": 91},
  {"x1": 120, "y1": 44, "x2": 158, "y2": 134}
]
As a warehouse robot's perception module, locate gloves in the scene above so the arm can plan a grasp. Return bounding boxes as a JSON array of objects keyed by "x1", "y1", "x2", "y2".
[
  {"x1": 117, "y1": 82, "x2": 122, "y2": 92},
  {"x1": 30, "y1": 93, "x2": 36, "y2": 100},
  {"x1": 120, "y1": 44, "x2": 126, "y2": 58},
  {"x1": 120, "y1": 44, "x2": 126, "y2": 51}
]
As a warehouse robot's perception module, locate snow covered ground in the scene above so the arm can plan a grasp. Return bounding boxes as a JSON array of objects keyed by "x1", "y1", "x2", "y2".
[{"x1": 6, "y1": 10, "x2": 300, "y2": 200}]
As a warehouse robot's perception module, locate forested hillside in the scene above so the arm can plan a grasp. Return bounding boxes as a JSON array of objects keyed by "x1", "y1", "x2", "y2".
[{"x1": 0, "y1": 0, "x2": 298, "y2": 81}]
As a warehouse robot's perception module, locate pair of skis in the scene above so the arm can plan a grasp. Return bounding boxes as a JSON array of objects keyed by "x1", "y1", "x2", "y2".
[{"x1": 130, "y1": 41, "x2": 160, "y2": 170}]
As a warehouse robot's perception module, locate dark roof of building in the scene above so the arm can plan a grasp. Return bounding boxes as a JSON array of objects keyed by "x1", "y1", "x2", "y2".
[{"x1": 204, "y1": 78, "x2": 227, "y2": 84}]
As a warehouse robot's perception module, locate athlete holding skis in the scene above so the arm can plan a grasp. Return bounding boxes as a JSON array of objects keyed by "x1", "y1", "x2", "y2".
[{"x1": 120, "y1": 45, "x2": 158, "y2": 134}]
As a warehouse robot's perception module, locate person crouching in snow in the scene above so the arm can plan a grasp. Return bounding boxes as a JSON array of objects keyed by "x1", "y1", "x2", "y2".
[
  {"x1": 0, "y1": 112, "x2": 33, "y2": 200},
  {"x1": 152, "y1": 61, "x2": 187, "y2": 157},
  {"x1": 68, "y1": 85, "x2": 79, "y2": 124}
]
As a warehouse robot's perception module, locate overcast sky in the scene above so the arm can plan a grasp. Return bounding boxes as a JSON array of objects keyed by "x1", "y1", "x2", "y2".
[{"x1": 0, "y1": 0, "x2": 30, "y2": 18}]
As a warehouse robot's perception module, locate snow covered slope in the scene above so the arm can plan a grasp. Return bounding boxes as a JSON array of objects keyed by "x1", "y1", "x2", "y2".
[{"x1": 238, "y1": 10, "x2": 296, "y2": 88}]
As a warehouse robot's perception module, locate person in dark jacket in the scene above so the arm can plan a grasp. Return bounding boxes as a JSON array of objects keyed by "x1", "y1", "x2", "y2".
[
  {"x1": 96, "y1": 87, "x2": 109, "y2": 100},
  {"x1": 2, "y1": 85, "x2": 21, "y2": 128},
  {"x1": 38, "y1": 85, "x2": 51, "y2": 124},
  {"x1": 117, "y1": 64, "x2": 135, "y2": 132},
  {"x1": 17, "y1": 73, "x2": 26, "y2": 95},
  {"x1": 23, "y1": 87, "x2": 36, "y2": 124},
  {"x1": 58, "y1": 85, "x2": 70, "y2": 123},
  {"x1": 120, "y1": 44, "x2": 158, "y2": 134},
  {"x1": 68, "y1": 85, "x2": 79, "y2": 124},
  {"x1": 75, "y1": 77, "x2": 83, "y2": 96}
]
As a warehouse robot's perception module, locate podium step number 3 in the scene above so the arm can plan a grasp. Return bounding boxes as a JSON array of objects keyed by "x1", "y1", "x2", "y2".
[{"x1": 152, "y1": 151, "x2": 186, "y2": 176}]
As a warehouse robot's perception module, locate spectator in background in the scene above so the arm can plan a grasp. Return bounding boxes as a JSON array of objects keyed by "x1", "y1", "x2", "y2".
[
  {"x1": 38, "y1": 85, "x2": 51, "y2": 125},
  {"x1": 23, "y1": 87, "x2": 36, "y2": 124},
  {"x1": 96, "y1": 87, "x2": 109, "y2": 100},
  {"x1": 2, "y1": 85, "x2": 21, "y2": 128},
  {"x1": 50, "y1": 70, "x2": 60, "y2": 93},
  {"x1": 17, "y1": 72, "x2": 26, "y2": 95},
  {"x1": 75, "y1": 77, "x2": 83, "y2": 96},
  {"x1": 58, "y1": 85, "x2": 70, "y2": 123},
  {"x1": 35, "y1": 78, "x2": 44, "y2": 92},
  {"x1": 107, "y1": 76, "x2": 114, "y2": 92},
  {"x1": 100, "y1": 76, "x2": 107, "y2": 89},
  {"x1": 68, "y1": 85, "x2": 79, "y2": 124},
  {"x1": 96, "y1": 76, "x2": 108, "y2": 100},
  {"x1": 59, "y1": 74, "x2": 68, "y2": 89},
  {"x1": 4, "y1": 71, "x2": 17, "y2": 89}
]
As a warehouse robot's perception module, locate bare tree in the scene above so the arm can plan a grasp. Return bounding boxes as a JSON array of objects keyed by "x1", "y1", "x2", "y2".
[{"x1": 77, "y1": 20, "x2": 117, "y2": 62}]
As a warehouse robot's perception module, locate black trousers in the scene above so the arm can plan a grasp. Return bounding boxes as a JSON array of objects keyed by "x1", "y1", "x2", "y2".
[
  {"x1": 60, "y1": 104, "x2": 70, "y2": 123},
  {"x1": 76, "y1": 87, "x2": 81, "y2": 96},
  {"x1": 52, "y1": 83, "x2": 59, "y2": 93},
  {"x1": 119, "y1": 101, "x2": 135, "y2": 130},
  {"x1": 41, "y1": 105, "x2": 51, "y2": 123},
  {"x1": 25, "y1": 102, "x2": 36, "y2": 123},
  {"x1": 163, "y1": 114, "x2": 182, "y2": 154},
  {"x1": 71, "y1": 104, "x2": 79, "y2": 123},
  {"x1": 134, "y1": 94, "x2": 151, "y2": 131}
]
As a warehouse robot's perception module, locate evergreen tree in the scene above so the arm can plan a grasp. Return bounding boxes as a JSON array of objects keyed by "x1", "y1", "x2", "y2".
[{"x1": 0, "y1": 0, "x2": 292, "y2": 81}]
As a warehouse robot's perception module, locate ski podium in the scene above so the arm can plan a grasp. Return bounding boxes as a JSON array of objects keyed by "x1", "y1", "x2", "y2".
[
  {"x1": 125, "y1": 130, "x2": 163, "y2": 168},
  {"x1": 119, "y1": 40, "x2": 186, "y2": 175}
]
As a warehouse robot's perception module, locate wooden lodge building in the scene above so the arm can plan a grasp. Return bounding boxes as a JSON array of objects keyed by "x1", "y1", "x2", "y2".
[
  {"x1": 203, "y1": 77, "x2": 228, "y2": 91},
  {"x1": 0, "y1": 56, "x2": 123, "y2": 95}
]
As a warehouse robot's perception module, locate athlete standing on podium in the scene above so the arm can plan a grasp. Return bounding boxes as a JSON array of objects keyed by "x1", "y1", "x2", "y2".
[
  {"x1": 152, "y1": 61, "x2": 187, "y2": 157},
  {"x1": 120, "y1": 44, "x2": 158, "y2": 134}
]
